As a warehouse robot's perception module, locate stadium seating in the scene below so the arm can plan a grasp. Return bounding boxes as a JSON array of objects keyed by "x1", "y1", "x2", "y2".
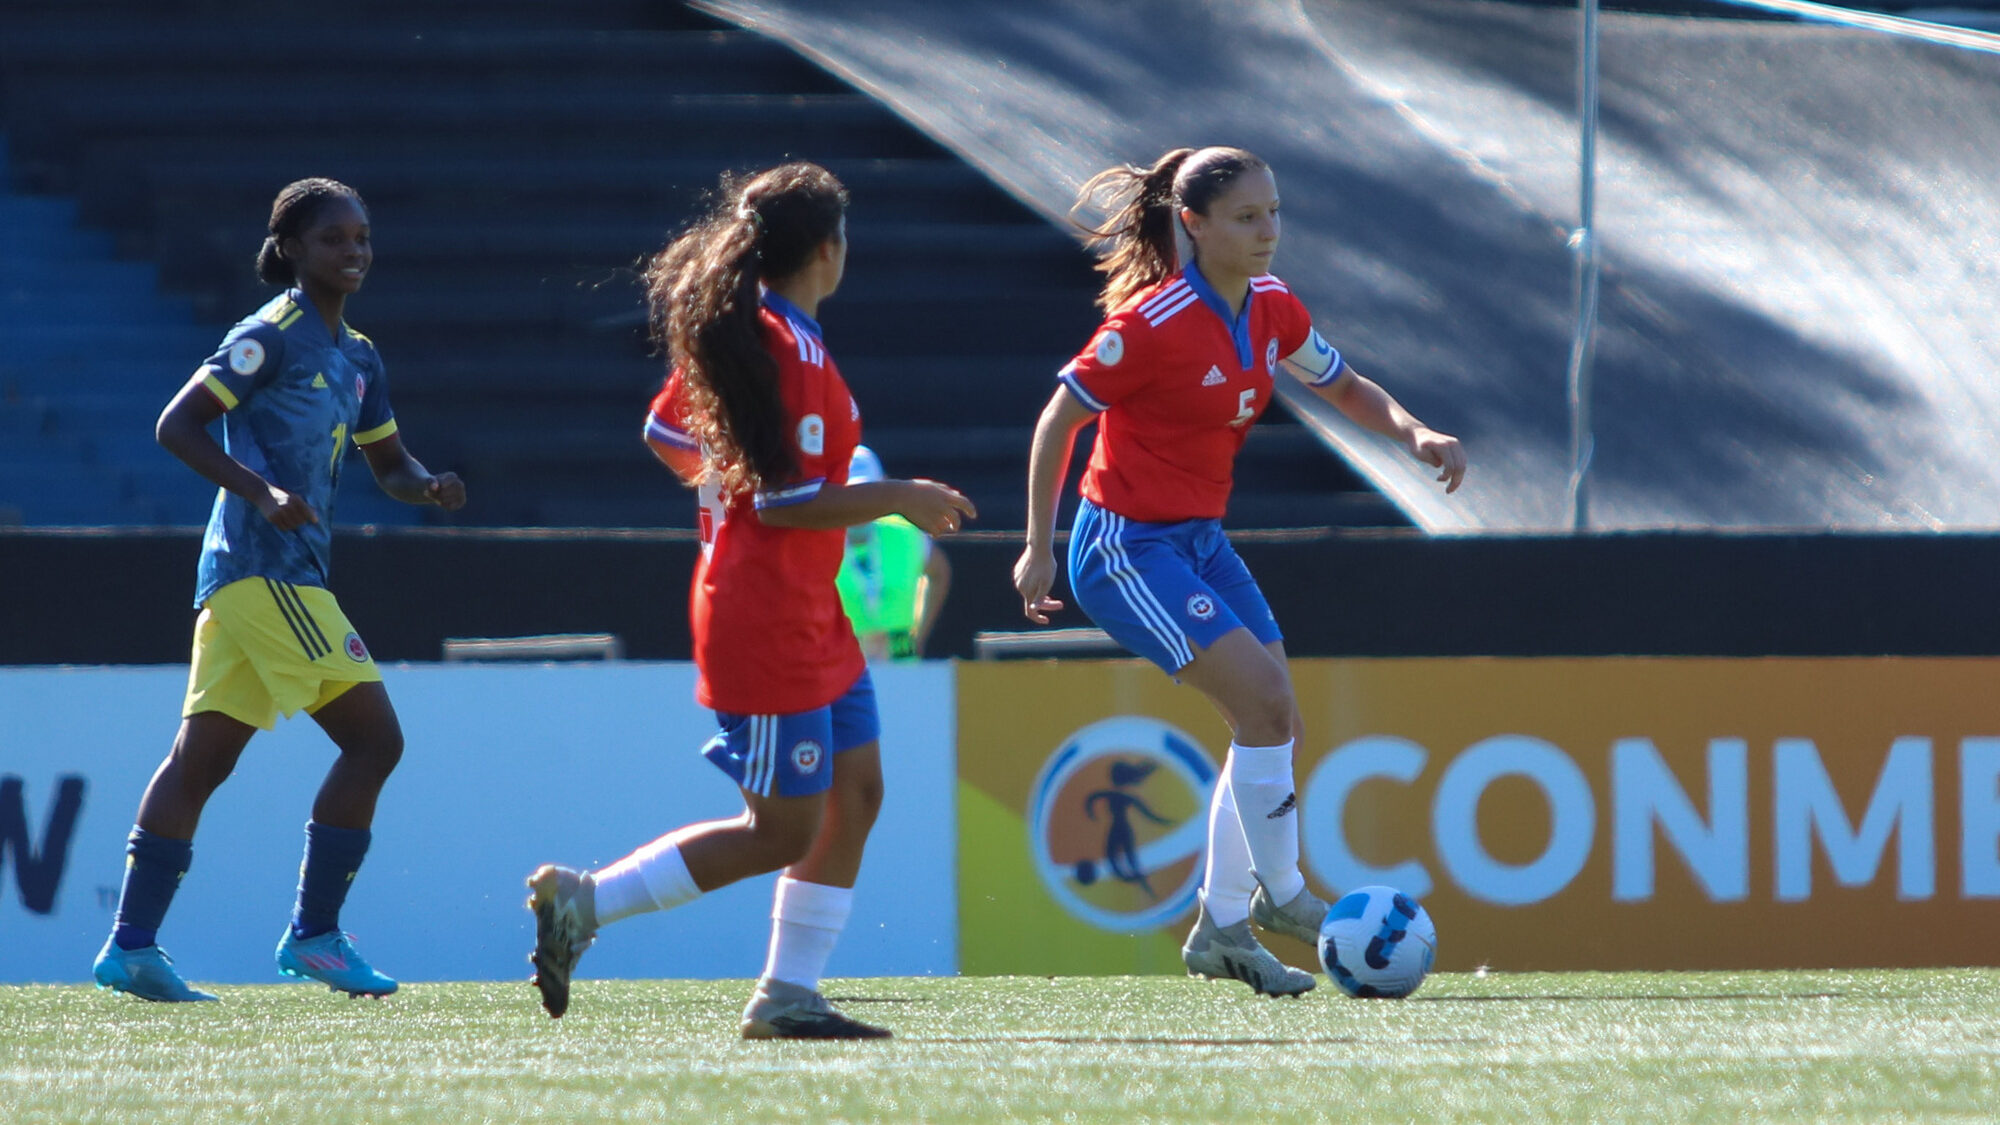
[
  {"x1": 0, "y1": 0, "x2": 1402, "y2": 529},
  {"x1": 0, "y1": 137, "x2": 222, "y2": 525}
]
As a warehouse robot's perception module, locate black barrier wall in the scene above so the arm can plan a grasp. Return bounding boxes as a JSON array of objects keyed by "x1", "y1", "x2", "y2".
[{"x1": 5, "y1": 527, "x2": 1999, "y2": 663}]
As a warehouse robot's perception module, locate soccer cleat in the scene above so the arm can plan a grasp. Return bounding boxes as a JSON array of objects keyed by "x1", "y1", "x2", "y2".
[
  {"x1": 1182, "y1": 900, "x2": 1316, "y2": 998},
  {"x1": 276, "y1": 928, "x2": 398, "y2": 997},
  {"x1": 92, "y1": 938, "x2": 219, "y2": 1002},
  {"x1": 740, "y1": 978, "x2": 893, "y2": 1040},
  {"x1": 1250, "y1": 883, "x2": 1331, "y2": 946},
  {"x1": 526, "y1": 864, "x2": 598, "y2": 1018}
]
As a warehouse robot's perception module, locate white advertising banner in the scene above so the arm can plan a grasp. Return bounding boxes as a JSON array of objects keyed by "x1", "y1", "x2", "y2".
[{"x1": 0, "y1": 662, "x2": 957, "y2": 985}]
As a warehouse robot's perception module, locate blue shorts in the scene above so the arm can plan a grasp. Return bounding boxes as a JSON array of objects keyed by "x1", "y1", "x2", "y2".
[
  {"x1": 701, "y1": 668, "x2": 880, "y2": 798},
  {"x1": 1067, "y1": 498, "x2": 1282, "y2": 674}
]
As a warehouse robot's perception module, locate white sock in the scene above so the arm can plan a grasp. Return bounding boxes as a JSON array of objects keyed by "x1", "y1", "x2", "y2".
[
  {"x1": 1201, "y1": 764, "x2": 1257, "y2": 927},
  {"x1": 591, "y1": 833, "x2": 702, "y2": 926},
  {"x1": 1228, "y1": 740, "x2": 1306, "y2": 904},
  {"x1": 760, "y1": 876, "x2": 853, "y2": 992}
]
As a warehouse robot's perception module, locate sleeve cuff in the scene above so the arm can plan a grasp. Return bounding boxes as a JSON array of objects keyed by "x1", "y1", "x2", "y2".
[
  {"x1": 199, "y1": 370, "x2": 240, "y2": 411},
  {"x1": 353, "y1": 418, "x2": 399, "y2": 446},
  {"x1": 754, "y1": 477, "x2": 825, "y2": 509},
  {"x1": 1058, "y1": 368, "x2": 1108, "y2": 413},
  {"x1": 645, "y1": 415, "x2": 699, "y2": 450}
]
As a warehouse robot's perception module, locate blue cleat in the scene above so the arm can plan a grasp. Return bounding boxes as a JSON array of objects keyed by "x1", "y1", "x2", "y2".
[
  {"x1": 93, "y1": 938, "x2": 219, "y2": 1002},
  {"x1": 275, "y1": 929, "x2": 398, "y2": 997}
]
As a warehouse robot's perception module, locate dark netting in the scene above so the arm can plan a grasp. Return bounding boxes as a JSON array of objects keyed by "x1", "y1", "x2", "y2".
[{"x1": 701, "y1": 0, "x2": 2000, "y2": 531}]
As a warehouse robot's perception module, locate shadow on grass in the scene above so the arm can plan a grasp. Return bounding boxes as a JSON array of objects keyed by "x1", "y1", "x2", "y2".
[
  {"x1": 916, "y1": 1035, "x2": 1493, "y2": 1046},
  {"x1": 1413, "y1": 992, "x2": 1844, "y2": 1003}
]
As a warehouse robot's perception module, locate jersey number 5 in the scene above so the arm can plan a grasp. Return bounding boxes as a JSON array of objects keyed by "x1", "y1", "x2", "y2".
[{"x1": 1230, "y1": 388, "x2": 1256, "y2": 428}]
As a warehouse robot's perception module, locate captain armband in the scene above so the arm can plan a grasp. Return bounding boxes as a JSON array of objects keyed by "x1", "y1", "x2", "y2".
[{"x1": 1284, "y1": 328, "x2": 1344, "y2": 386}]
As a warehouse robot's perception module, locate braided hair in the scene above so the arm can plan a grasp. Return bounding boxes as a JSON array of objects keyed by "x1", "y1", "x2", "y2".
[{"x1": 255, "y1": 177, "x2": 367, "y2": 286}]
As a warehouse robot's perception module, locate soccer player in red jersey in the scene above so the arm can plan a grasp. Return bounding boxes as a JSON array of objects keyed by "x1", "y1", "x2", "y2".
[
  {"x1": 1013, "y1": 146, "x2": 1465, "y2": 997},
  {"x1": 524, "y1": 162, "x2": 974, "y2": 1038}
]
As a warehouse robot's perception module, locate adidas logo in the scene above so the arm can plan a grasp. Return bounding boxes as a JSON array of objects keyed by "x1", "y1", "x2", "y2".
[
  {"x1": 311, "y1": 373, "x2": 328, "y2": 389},
  {"x1": 1267, "y1": 792, "x2": 1297, "y2": 820},
  {"x1": 1201, "y1": 366, "x2": 1226, "y2": 387}
]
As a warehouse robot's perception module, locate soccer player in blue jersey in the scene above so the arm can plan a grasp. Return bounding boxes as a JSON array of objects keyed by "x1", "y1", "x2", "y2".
[{"x1": 91, "y1": 178, "x2": 466, "y2": 1002}]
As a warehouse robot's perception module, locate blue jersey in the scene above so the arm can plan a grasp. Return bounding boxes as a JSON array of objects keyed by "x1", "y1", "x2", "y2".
[{"x1": 191, "y1": 289, "x2": 397, "y2": 606}]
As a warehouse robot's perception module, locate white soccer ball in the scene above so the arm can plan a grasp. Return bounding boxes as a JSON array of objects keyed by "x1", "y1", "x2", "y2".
[{"x1": 1317, "y1": 885, "x2": 1437, "y2": 999}]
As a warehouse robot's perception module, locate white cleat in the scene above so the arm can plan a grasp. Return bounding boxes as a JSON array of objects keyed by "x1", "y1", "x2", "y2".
[
  {"x1": 526, "y1": 864, "x2": 598, "y2": 1018},
  {"x1": 1182, "y1": 901, "x2": 1315, "y2": 997},
  {"x1": 740, "y1": 978, "x2": 892, "y2": 1040},
  {"x1": 1251, "y1": 883, "x2": 1330, "y2": 946}
]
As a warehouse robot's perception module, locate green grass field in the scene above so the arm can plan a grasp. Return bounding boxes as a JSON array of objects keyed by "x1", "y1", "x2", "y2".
[{"x1": 5, "y1": 970, "x2": 1998, "y2": 1123}]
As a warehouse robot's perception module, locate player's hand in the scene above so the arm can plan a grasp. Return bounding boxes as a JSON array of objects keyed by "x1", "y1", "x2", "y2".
[
  {"x1": 1409, "y1": 428, "x2": 1466, "y2": 494},
  {"x1": 896, "y1": 479, "x2": 977, "y2": 537},
  {"x1": 1013, "y1": 546, "x2": 1064, "y2": 624},
  {"x1": 256, "y1": 484, "x2": 319, "y2": 530},
  {"x1": 426, "y1": 472, "x2": 467, "y2": 511}
]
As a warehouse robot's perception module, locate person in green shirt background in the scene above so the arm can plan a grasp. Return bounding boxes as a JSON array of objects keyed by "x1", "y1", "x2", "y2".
[{"x1": 837, "y1": 445, "x2": 951, "y2": 660}]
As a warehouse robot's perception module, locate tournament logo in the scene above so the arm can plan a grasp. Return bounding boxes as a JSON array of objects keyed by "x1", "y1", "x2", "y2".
[
  {"x1": 797, "y1": 414, "x2": 825, "y2": 456},
  {"x1": 228, "y1": 338, "x2": 265, "y2": 376},
  {"x1": 1028, "y1": 717, "x2": 1217, "y2": 931},
  {"x1": 355, "y1": 375, "x2": 366, "y2": 402},
  {"x1": 791, "y1": 738, "x2": 824, "y2": 774},
  {"x1": 1094, "y1": 329, "x2": 1124, "y2": 366},
  {"x1": 1265, "y1": 337, "x2": 1280, "y2": 373},
  {"x1": 344, "y1": 633, "x2": 369, "y2": 662},
  {"x1": 1186, "y1": 593, "x2": 1217, "y2": 622}
]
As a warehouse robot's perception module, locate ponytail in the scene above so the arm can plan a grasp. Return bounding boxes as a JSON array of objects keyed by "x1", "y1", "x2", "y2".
[
  {"x1": 645, "y1": 162, "x2": 848, "y2": 502},
  {"x1": 1071, "y1": 148, "x2": 1193, "y2": 314},
  {"x1": 256, "y1": 177, "x2": 365, "y2": 286},
  {"x1": 1072, "y1": 145, "x2": 1270, "y2": 312}
]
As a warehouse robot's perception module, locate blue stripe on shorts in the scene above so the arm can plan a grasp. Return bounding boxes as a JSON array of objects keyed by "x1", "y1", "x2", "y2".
[{"x1": 1066, "y1": 498, "x2": 1281, "y2": 674}]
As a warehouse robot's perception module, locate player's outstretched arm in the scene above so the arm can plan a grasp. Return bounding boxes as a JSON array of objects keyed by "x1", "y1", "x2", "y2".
[
  {"x1": 1013, "y1": 386, "x2": 1094, "y2": 624},
  {"x1": 360, "y1": 433, "x2": 467, "y2": 510},
  {"x1": 1286, "y1": 359, "x2": 1466, "y2": 494},
  {"x1": 758, "y1": 478, "x2": 975, "y2": 536},
  {"x1": 157, "y1": 370, "x2": 318, "y2": 529}
]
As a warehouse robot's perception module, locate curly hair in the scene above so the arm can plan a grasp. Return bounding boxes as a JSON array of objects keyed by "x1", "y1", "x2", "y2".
[{"x1": 644, "y1": 162, "x2": 848, "y2": 501}]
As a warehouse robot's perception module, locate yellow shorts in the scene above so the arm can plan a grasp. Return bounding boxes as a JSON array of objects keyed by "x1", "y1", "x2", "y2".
[{"x1": 183, "y1": 577, "x2": 383, "y2": 731}]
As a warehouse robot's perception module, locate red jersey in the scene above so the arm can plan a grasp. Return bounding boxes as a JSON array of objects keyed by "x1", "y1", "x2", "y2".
[
  {"x1": 646, "y1": 295, "x2": 864, "y2": 715},
  {"x1": 1060, "y1": 268, "x2": 1321, "y2": 523}
]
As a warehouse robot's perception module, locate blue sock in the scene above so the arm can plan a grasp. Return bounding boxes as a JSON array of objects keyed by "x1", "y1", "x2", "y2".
[
  {"x1": 111, "y1": 827, "x2": 193, "y2": 951},
  {"x1": 290, "y1": 821, "x2": 371, "y2": 939}
]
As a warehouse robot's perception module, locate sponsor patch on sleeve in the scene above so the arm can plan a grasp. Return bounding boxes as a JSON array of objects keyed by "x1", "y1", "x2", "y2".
[
  {"x1": 1094, "y1": 329, "x2": 1124, "y2": 366},
  {"x1": 228, "y1": 338, "x2": 266, "y2": 376}
]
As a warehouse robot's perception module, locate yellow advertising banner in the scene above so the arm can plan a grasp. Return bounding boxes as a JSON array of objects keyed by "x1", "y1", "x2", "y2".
[{"x1": 957, "y1": 657, "x2": 2000, "y2": 974}]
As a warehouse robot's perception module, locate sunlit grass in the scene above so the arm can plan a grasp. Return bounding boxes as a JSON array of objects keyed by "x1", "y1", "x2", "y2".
[{"x1": 5, "y1": 970, "x2": 1999, "y2": 1123}]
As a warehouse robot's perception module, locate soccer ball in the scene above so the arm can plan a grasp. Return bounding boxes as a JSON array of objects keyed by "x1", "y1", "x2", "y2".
[{"x1": 1317, "y1": 885, "x2": 1437, "y2": 999}]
